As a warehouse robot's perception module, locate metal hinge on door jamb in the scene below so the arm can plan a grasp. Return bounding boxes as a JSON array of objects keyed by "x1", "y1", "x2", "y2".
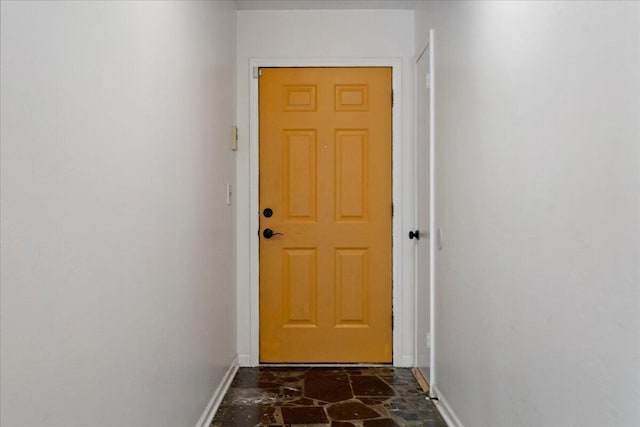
[
  {"x1": 253, "y1": 67, "x2": 262, "y2": 79},
  {"x1": 426, "y1": 73, "x2": 431, "y2": 89}
]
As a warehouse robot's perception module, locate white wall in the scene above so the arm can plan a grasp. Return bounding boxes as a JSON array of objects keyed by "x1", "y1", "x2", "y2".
[
  {"x1": 236, "y1": 9, "x2": 416, "y2": 366},
  {"x1": 416, "y1": 1, "x2": 640, "y2": 426},
  {"x1": 0, "y1": 1, "x2": 236, "y2": 426}
]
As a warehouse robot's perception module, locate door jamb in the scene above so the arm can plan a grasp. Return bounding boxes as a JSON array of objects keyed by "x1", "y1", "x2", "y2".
[
  {"x1": 248, "y1": 58, "x2": 404, "y2": 366},
  {"x1": 428, "y1": 29, "x2": 436, "y2": 396}
]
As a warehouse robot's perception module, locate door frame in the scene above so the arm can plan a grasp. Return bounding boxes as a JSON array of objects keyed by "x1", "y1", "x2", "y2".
[
  {"x1": 247, "y1": 58, "x2": 404, "y2": 366},
  {"x1": 427, "y1": 29, "x2": 436, "y2": 397}
]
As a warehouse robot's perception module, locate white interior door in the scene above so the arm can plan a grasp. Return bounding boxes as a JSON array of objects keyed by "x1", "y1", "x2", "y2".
[
  {"x1": 414, "y1": 29, "x2": 436, "y2": 391},
  {"x1": 414, "y1": 40, "x2": 431, "y2": 382}
]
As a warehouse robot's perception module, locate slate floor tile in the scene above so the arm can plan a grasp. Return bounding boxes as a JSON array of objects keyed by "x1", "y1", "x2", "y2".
[
  {"x1": 305, "y1": 373, "x2": 353, "y2": 402},
  {"x1": 281, "y1": 406, "x2": 329, "y2": 424},
  {"x1": 326, "y1": 400, "x2": 381, "y2": 420},
  {"x1": 350, "y1": 376, "x2": 396, "y2": 397},
  {"x1": 363, "y1": 419, "x2": 401, "y2": 427},
  {"x1": 211, "y1": 405, "x2": 277, "y2": 427},
  {"x1": 212, "y1": 367, "x2": 447, "y2": 427}
]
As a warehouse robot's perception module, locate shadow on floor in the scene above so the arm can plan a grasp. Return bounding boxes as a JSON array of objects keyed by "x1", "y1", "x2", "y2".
[{"x1": 212, "y1": 367, "x2": 447, "y2": 427}]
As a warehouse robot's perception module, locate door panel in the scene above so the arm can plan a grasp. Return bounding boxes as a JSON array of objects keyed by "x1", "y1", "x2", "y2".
[
  {"x1": 259, "y1": 67, "x2": 392, "y2": 363},
  {"x1": 283, "y1": 130, "x2": 317, "y2": 220},
  {"x1": 335, "y1": 248, "x2": 369, "y2": 326},
  {"x1": 335, "y1": 130, "x2": 368, "y2": 221}
]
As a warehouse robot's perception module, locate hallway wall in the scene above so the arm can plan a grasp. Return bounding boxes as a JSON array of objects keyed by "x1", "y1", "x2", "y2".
[
  {"x1": 235, "y1": 9, "x2": 416, "y2": 367},
  {"x1": 416, "y1": 1, "x2": 640, "y2": 426},
  {"x1": 0, "y1": 1, "x2": 237, "y2": 426}
]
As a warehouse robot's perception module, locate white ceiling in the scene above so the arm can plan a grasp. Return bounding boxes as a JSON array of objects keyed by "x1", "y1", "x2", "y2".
[{"x1": 235, "y1": 0, "x2": 425, "y2": 10}]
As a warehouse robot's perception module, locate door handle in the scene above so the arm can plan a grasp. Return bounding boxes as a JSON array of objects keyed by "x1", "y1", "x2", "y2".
[
  {"x1": 263, "y1": 228, "x2": 283, "y2": 239},
  {"x1": 409, "y1": 230, "x2": 420, "y2": 240}
]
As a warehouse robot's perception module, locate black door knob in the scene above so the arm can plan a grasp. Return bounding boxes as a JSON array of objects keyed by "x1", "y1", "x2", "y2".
[
  {"x1": 409, "y1": 230, "x2": 420, "y2": 240},
  {"x1": 263, "y1": 228, "x2": 283, "y2": 239}
]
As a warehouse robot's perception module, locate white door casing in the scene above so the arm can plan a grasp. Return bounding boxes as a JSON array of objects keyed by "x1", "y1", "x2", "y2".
[{"x1": 246, "y1": 58, "x2": 408, "y2": 366}]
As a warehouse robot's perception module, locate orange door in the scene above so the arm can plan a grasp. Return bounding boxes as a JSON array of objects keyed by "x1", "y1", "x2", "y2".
[{"x1": 259, "y1": 67, "x2": 392, "y2": 363}]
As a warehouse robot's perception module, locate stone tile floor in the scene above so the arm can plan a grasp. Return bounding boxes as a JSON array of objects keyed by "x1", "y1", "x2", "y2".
[{"x1": 212, "y1": 367, "x2": 447, "y2": 427}]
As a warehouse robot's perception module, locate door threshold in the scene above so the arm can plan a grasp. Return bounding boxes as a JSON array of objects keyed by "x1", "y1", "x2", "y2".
[{"x1": 259, "y1": 363, "x2": 392, "y2": 368}]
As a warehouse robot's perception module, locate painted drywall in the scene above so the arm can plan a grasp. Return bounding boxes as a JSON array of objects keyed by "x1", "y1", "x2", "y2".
[
  {"x1": 416, "y1": 1, "x2": 640, "y2": 426},
  {"x1": 236, "y1": 10, "x2": 416, "y2": 366},
  {"x1": 235, "y1": 0, "x2": 420, "y2": 10},
  {"x1": 0, "y1": 1, "x2": 237, "y2": 426}
]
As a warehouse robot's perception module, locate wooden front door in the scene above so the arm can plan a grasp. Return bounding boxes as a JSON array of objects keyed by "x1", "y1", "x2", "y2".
[{"x1": 259, "y1": 67, "x2": 392, "y2": 363}]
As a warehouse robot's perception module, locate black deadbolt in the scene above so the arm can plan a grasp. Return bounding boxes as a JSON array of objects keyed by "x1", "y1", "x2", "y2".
[
  {"x1": 409, "y1": 230, "x2": 420, "y2": 240},
  {"x1": 263, "y1": 208, "x2": 273, "y2": 218}
]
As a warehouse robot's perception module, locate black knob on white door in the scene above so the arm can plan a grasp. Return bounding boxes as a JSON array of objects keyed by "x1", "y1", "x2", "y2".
[{"x1": 409, "y1": 230, "x2": 420, "y2": 240}]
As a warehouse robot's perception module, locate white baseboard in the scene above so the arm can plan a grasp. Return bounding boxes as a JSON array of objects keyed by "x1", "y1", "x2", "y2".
[
  {"x1": 195, "y1": 356, "x2": 239, "y2": 427},
  {"x1": 432, "y1": 386, "x2": 464, "y2": 427},
  {"x1": 237, "y1": 353, "x2": 252, "y2": 367},
  {"x1": 396, "y1": 354, "x2": 414, "y2": 367}
]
